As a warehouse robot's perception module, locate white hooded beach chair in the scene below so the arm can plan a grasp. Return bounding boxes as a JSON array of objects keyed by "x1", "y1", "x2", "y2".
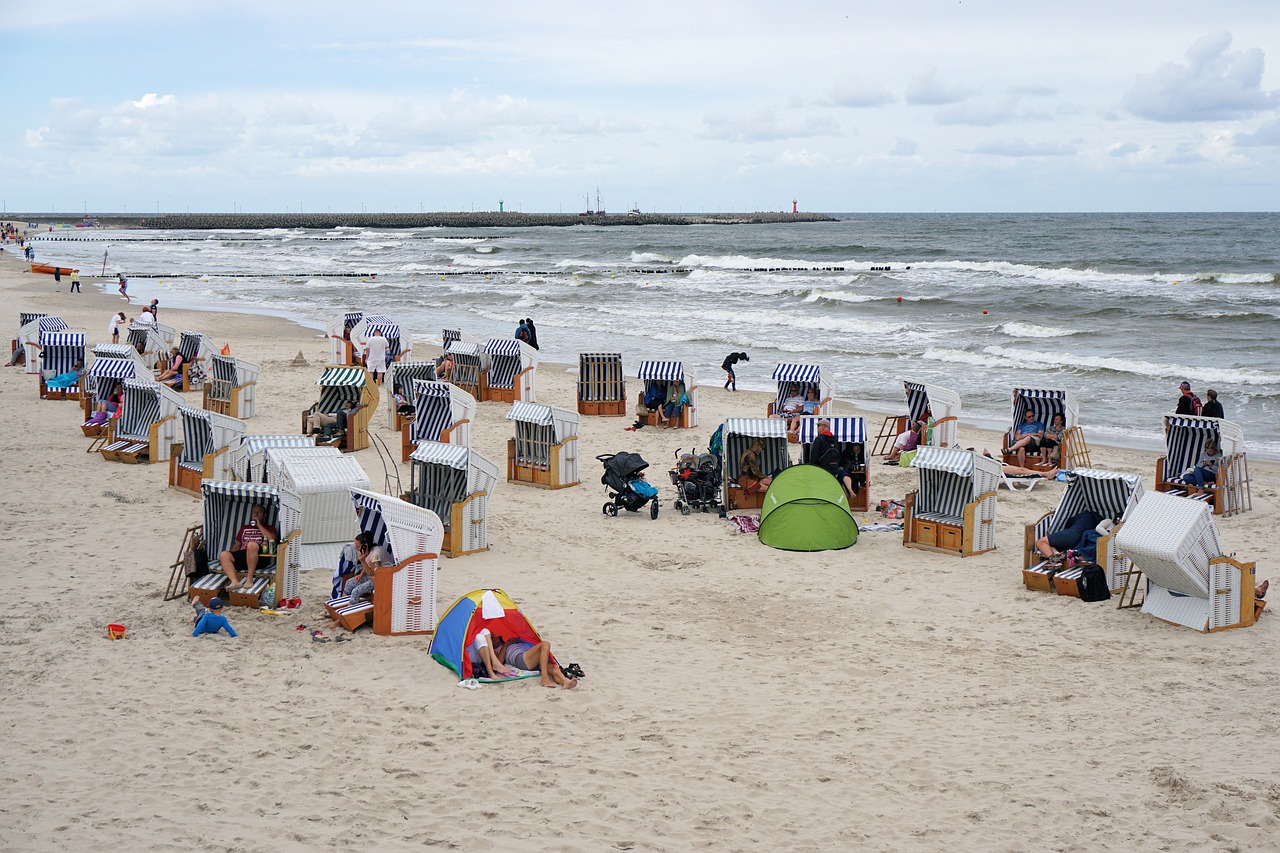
[
  {"x1": 796, "y1": 416, "x2": 870, "y2": 513},
  {"x1": 234, "y1": 434, "x2": 317, "y2": 481},
  {"x1": 326, "y1": 311, "x2": 365, "y2": 364},
  {"x1": 19, "y1": 315, "x2": 67, "y2": 374},
  {"x1": 324, "y1": 489, "x2": 443, "y2": 636},
  {"x1": 768, "y1": 363, "x2": 832, "y2": 420},
  {"x1": 261, "y1": 445, "x2": 343, "y2": 485},
  {"x1": 1113, "y1": 491, "x2": 1259, "y2": 632},
  {"x1": 100, "y1": 378, "x2": 184, "y2": 464},
  {"x1": 272, "y1": 452, "x2": 370, "y2": 571},
  {"x1": 202, "y1": 354, "x2": 260, "y2": 419},
  {"x1": 872, "y1": 380, "x2": 963, "y2": 456},
  {"x1": 400, "y1": 380, "x2": 476, "y2": 462},
  {"x1": 576, "y1": 352, "x2": 627, "y2": 416},
  {"x1": 903, "y1": 447, "x2": 1001, "y2": 557},
  {"x1": 1155, "y1": 415, "x2": 1251, "y2": 518},
  {"x1": 481, "y1": 338, "x2": 538, "y2": 403},
  {"x1": 81, "y1": 346, "x2": 149, "y2": 434},
  {"x1": 408, "y1": 441, "x2": 501, "y2": 557},
  {"x1": 186, "y1": 481, "x2": 301, "y2": 609},
  {"x1": 722, "y1": 418, "x2": 791, "y2": 511},
  {"x1": 1022, "y1": 469, "x2": 1144, "y2": 596},
  {"x1": 126, "y1": 322, "x2": 169, "y2": 371},
  {"x1": 350, "y1": 313, "x2": 408, "y2": 365},
  {"x1": 636, "y1": 360, "x2": 698, "y2": 428},
  {"x1": 173, "y1": 331, "x2": 216, "y2": 392},
  {"x1": 385, "y1": 359, "x2": 437, "y2": 430},
  {"x1": 505, "y1": 401, "x2": 580, "y2": 489},
  {"x1": 442, "y1": 328, "x2": 480, "y2": 350},
  {"x1": 169, "y1": 406, "x2": 247, "y2": 495},
  {"x1": 35, "y1": 330, "x2": 86, "y2": 400},
  {"x1": 1002, "y1": 387, "x2": 1090, "y2": 470},
  {"x1": 303, "y1": 366, "x2": 380, "y2": 452},
  {"x1": 445, "y1": 340, "x2": 488, "y2": 399}
]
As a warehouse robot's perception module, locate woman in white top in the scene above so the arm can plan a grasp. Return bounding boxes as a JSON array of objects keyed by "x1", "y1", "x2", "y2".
[{"x1": 108, "y1": 312, "x2": 126, "y2": 344}]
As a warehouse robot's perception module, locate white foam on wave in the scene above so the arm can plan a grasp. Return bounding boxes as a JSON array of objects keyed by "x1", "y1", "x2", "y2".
[
  {"x1": 431, "y1": 237, "x2": 486, "y2": 244},
  {"x1": 999, "y1": 322, "x2": 1079, "y2": 338},
  {"x1": 983, "y1": 345, "x2": 1280, "y2": 386},
  {"x1": 631, "y1": 251, "x2": 679, "y2": 265},
  {"x1": 804, "y1": 288, "x2": 876, "y2": 304}
]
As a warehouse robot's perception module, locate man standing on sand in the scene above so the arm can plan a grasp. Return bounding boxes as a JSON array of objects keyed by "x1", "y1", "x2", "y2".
[
  {"x1": 69, "y1": 270, "x2": 81, "y2": 293},
  {"x1": 524, "y1": 317, "x2": 539, "y2": 350},
  {"x1": 1176, "y1": 381, "x2": 1202, "y2": 416},
  {"x1": 54, "y1": 266, "x2": 61, "y2": 285},
  {"x1": 363, "y1": 329, "x2": 388, "y2": 384},
  {"x1": 1201, "y1": 389, "x2": 1224, "y2": 419}
]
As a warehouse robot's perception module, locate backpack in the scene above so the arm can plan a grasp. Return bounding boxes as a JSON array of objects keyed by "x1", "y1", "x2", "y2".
[
  {"x1": 1078, "y1": 565, "x2": 1111, "y2": 602},
  {"x1": 1190, "y1": 394, "x2": 1202, "y2": 415}
]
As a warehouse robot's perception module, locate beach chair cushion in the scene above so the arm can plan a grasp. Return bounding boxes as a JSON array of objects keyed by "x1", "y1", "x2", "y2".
[{"x1": 324, "y1": 595, "x2": 374, "y2": 631}]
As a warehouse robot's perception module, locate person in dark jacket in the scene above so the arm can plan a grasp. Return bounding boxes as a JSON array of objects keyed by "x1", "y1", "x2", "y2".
[
  {"x1": 811, "y1": 419, "x2": 855, "y2": 502},
  {"x1": 524, "y1": 318, "x2": 539, "y2": 350},
  {"x1": 1175, "y1": 381, "x2": 1201, "y2": 415},
  {"x1": 721, "y1": 351, "x2": 748, "y2": 390},
  {"x1": 1201, "y1": 388, "x2": 1224, "y2": 419}
]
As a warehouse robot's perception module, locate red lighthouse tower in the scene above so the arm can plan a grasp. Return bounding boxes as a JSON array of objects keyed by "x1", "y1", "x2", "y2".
[{"x1": 792, "y1": 199, "x2": 798, "y2": 214}]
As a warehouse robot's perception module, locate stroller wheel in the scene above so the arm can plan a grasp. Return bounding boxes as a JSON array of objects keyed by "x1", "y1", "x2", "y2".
[
  {"x1": 602, "y1": 502, "x2": 616, "y2": 516},
  {"x1": 680, "y1": 504, "x2": 691, "y2": 516},
  {"x1": 650, "y1": 500, "x2": 659, "y2": 520}
]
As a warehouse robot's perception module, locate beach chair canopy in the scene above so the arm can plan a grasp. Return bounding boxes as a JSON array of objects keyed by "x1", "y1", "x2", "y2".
[
  {"x1": 38, "y1": 331, "x2": 86, "y2": 376},
  {"x1": 409, "y1": 380, "x2": 476, "y2": 446},
  {"x1": 19, "y1": 316, "x2": 67, "y2": 374},
  {"x1": 638, "y1": 360, "x2": 691, "y2": 383},
  {"x1": 505, "y1": 401, "x2": 578, "y2": 443},
  {"x1": 442, "y1": 329, "x2": 480, "y2": 349},
  {"x1": 262, "y1": 445, "x2": 345, "y2": 488},
  {"x1": 429, "y1": 589, "x2": 549, "y2": 681},
  {"x1": 236, "y1": 434, "x2": 317, "y2": 481},
  {"x1": 771, "y1": 363, "x2": 832, "y2": 412},
  {"x1": 314, "y1": 366, "x2": 375, "y2": 411},
  {"x1": 446, "y1": 340, "x2": 487, "y2": 387},
  {"x1": 127, "y1": 323, "x2": 167, "y2": 361},
  {"x1": 116, "y1": 378, "x2": 184, "y2": 441},
  {"x1": 905, "y1": 380, "x2": 962, "y2": 447},
  {"x1": 351, "y1": 314, "x2": 404, "y2": 360},
  {"x1": 759, "y1": 464, "x2": 857, "y2": 552},
  {"x1": 577, "y1": 352, "x2": 625, "y2": 402},
  {"x1": 178, "y1": 330, "x2": 214, "y2": 363},
  {"x1": 390, "y1": 360, "x2": 437, "y2": 397},
  {"x1": 910, "y1": 447, "x2": 1002, "y2": 523},
  {"x1": 723, "y1": 418, "x2": 790, "y2": 498},
  {"x1": 1012, "y1": 387, "x2": 1078, "y2": 431},
  {"x1": 1114, "y1": 491, "x2": 1226, "y2": 621},
  {"x1": 326, "y1": 312, "x2": 364, "y2": 340},
  {"x1": 200, "y1": 480, "x2": 280, "y2": 568},
  {"x1": 796, "y1": 416, "x2": 867, "y2": 444},
  {"x1": 274, "y1": 453, "x2": 369, "y2": 547},
  {"x1": 333, "y1": 489, "x2": 443, "y2": 633},
  {"x1": 506, "y1": 402, "x2": 578, "y2": 470},
  {"x1": 409, "y1": 441, "x2": 501, "y2": 521},
  {"x1": 209, "y1": 354, "x2": 259, "y2": 389},
  {"x1": 86, "y1": 352, "x2": 143, "y2": 403},
  {"x1": 482, "y1": 339, "x2": 538, "y2": 390},
  {"x1": 19, "y1": 311, "x2": 47, "y2": 329},
  {"x1": 177, "y1": 406, "x2": 246, "y2": 470},
  {"x1": 1162, "y1": 415, "x2": 1245, "y2": 476}
]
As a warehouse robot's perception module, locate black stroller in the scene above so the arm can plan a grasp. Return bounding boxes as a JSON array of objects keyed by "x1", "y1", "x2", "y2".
[
  {"x1": 670, "y1": 449, "x2": 724, "y2": 515},
  {"x1": 597, "y1": 452, "x2": 660, "y2": 519}
]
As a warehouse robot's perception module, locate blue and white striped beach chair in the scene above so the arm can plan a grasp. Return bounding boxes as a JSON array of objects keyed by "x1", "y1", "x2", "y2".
[
  {"x1": 400, "y1": 379, "x2": 475, "y2": 462},
  {"x1": 235, "y1": 434, "x2": 317, "y2": 482},
  {"x1": 408, "y1": 441, "x2": 500, "y2": 557},
  {"x1": 173, "y1": 331, "x2": 215, "y2": 392},
  {"x1": 796, "y1": 416, "x2": 869, "y2": 512},
  {"x1": 191, "y1": 480, "x2": 300, "y2": 608},
  {"x1": 82, "y1": 347, "x2": 147, "y2": 434},
  {"x1": 385, "y1": 360, "x2": 437, "y2": 429},
  {"x1": 769, "y1": 363, "x2": 832, "y2": 420},
  {"x1": 637, "y1": 360, "x2": 699, "y2": 428},
  {"x1": 577, "y1": 352, "x2": 627, "y2": 416},
  {"x1": 327, "y1": 311, "x2": 365, "y2": 364},
  {"x1": 505, "y1": 401, "x2": 579, "y2": 489},
  {"x1": 445, "y1": 340, "x2": 487, "y2": 399},
  {"x1": 722, "y1": 417, "x2": 791, "y2": 511},
  {"x1": 202, "y1": 353, "x2": 260, "y2": 419},
  {"x1": 1155, "y1": 414, "x2": 1250, "y2": 517},
  {"x1": 481, "y1": 338, "x2": 538, "y2": 403},
  {"x1": 1003, "y1": 386, "x2": 1090, "y2": 470},
  {"x1": 904, "y1": 447, "x2": 1001, "y2": 557},
  {"x1": 304, "y1": 366, "x2": 380, "y2": 452},
  {"x1": 169, "y1": 406, "x2": 247, "y2": 495},
  {"x1": 272, "y1": 451, "x2": 369, "y2": 571},
  {"x1": 350, "y1": 314, "x2": 407, "y2": 364},
  {"x1": 19, "y1": 315, "x2": 67, "y2": 375},
  {"x1": 100, "y1": 378, "x2": 184, "y2": 464}
]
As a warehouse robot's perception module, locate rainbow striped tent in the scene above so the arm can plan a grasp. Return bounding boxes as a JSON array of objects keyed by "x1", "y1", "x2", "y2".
[{"x1": 429, "y1": 589, "x2": 550, "y2": 681}]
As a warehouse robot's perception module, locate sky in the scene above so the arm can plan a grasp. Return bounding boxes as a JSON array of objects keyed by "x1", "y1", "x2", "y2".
[{"x1": 2, "y1": 1, "x2": 1279, "y2": 213}]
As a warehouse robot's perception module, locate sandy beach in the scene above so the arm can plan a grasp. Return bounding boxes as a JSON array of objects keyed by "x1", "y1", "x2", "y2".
[{"x1": 1, "y1": 242, "x2": 1277, "y2": 852}]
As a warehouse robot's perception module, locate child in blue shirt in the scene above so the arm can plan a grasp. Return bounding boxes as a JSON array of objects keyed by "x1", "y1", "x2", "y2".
[{"x1": 192, "y1": 597, "x2": 238, "y2": 637}]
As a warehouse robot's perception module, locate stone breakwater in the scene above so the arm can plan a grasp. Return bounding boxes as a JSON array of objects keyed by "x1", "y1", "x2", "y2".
[{"x1": 20, "y1": 211, "x2": 836, "y2": 230}]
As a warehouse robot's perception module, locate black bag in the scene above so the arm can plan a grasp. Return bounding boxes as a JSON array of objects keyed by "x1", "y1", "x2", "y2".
[
  {"x1": 1078, "y1": 564, "x2": 1111, "y2": 601},
  {"x1": 184, "y1": 539, "x2": 210, "y2": 580}
]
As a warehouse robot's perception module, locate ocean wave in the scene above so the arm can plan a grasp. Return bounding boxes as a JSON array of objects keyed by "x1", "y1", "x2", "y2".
[
  {"x1": 999, "y1": 322, "x2": 1079, "y2": 338},
  {"x1": 983, "y1": 345, "x2": 1280, "y2": 386},
  {"x1": 431, "y1": 237, "x2": 487, "y2": 244},
  {"x1": 631, "y1": 251, "x2": 680, "y2": 265}
]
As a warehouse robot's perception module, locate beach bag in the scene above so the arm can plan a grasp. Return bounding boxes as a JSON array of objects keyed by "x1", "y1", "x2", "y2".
[
  {"x1": 1078, "y1": 565, "x2": 1111, "y2": 602},
  {"x1": 1190, "y1": 394, "x2": 1202, "y2": 415},
  {"x1": 184, "y1": 535, "x2": 209, "y2": 581}
]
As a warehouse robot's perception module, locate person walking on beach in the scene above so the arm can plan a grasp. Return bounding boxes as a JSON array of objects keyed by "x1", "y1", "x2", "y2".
[
  {"x1": 363, "y1": 329, "x2": 388, "y2": 384},
  {"x1": 53, "y1": 266, "x2": 61, "y2": 285},
  {"x1": 515, "y1": 319, "x2": 531, "y2": 345},
  {"x1": 722, "y1": 351, "x2": 748, "y2": 390},
  {"x1": 69, "y1": 270, "x2": 81, "y2": 293},
  {"x1": 1201, "y1": 389, "x2": 1224, "y2": 419},
  {"x1": 149, "y1": 299, "x2": 159, "y2": 319},
  {"x1": 108, "y1": 311, "x2": 126, "y2": 344},
  {"x1": 118, "y1": 274, "x2": 130, "y2": 302}
]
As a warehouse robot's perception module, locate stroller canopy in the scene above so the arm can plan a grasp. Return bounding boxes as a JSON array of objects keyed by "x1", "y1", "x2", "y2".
[{"x1": 600, "y1": 452, "x2": 649, "y2": 492}]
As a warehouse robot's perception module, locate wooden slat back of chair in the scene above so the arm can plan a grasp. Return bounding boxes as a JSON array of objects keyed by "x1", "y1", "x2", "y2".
[{"x1": 1062, "y1": 426, "x2": 1091, "y2": 470}]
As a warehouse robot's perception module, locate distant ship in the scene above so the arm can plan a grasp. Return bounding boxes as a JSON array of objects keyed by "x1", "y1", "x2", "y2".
[{"x1": 578, "y1": 188, "x2": 606, "y2": 217}]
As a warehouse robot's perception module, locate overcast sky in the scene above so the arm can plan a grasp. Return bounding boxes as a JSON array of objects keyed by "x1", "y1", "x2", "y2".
[{"x1": 3, "y1": 1, "x2": 1279, "y2": 213}]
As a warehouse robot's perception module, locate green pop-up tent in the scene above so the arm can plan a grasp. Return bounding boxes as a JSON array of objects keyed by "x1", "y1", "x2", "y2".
[{"x1": 758, "y1": 464, "x2": 858, "y2": 551}]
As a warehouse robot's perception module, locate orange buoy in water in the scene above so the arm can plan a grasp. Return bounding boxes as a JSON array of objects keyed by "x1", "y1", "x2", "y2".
[{"x1": 983, "y1": 310, "x2": 988, "y2": 315}]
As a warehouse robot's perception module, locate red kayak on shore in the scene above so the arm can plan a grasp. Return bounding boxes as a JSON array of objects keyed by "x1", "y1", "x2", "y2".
[{"x1": 29, "y1": 263, "x2": 80, "y2": 275}]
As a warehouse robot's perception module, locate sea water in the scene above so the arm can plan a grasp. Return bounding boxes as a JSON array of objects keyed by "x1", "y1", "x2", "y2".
[{"x1": 30, "y1": 212, "x2": 1280, "y2": 459}]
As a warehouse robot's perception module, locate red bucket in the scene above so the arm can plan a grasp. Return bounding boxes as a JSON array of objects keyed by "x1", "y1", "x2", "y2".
[{"x1": 107, "y1": 623, "x2": 127, "y2": 640}]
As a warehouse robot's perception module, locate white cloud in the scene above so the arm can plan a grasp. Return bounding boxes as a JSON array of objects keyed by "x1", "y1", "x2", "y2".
[
  {"x1": 889, "y1": 137, "x2": 919, "y2": 157},
  {"x1": 1124, "y1": 30, "x2": 1277, "y2": 122},
  {"x1": 780, "y1": 149, "x2": 829, "y2": 167},
  {"x1": 973, "y1": 139, "x2": 1076, "y2": 157},
  {"x1": 1235, "y1": 119, "x2": 1280, "y2": 147},
  {"x1": 905, "y1": 67, "x2": 972, "y2": 106},
  {"x1": 826, "y1": 83, "x2": 896, "y2": 108},
  {"x1": 701, "y1": 110, "x2": 839, "y2": 143}
]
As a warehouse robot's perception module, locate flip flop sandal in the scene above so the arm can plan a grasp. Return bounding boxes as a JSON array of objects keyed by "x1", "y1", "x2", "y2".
[{"x1": 335, "y1": 634, "x2": 352, "y2": 643}]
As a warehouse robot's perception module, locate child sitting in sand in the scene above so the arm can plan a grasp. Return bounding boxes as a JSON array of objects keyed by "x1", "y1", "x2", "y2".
[{"x1": 191, "y1": 597, "x2": 238, "y2": 638}]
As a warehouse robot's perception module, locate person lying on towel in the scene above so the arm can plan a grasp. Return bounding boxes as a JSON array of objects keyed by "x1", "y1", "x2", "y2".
[{"x1": 492, "y1": 635, "x2": 579, "y2": 689}]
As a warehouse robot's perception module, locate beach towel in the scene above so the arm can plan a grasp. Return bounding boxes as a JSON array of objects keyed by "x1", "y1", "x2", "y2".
[{"x1": 728, "y1": 515, "x2": 760, "y2": 534}]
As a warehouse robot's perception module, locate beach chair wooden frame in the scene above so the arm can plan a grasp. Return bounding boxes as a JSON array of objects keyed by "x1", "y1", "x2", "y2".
[
  {"x1": 35, "y1": 330, "x2": 86, "y2": 400},
  {"x1": 635, "y1": 361, "x2": 698, "y2": 429},
  {"x1": 576, "y1": 352, "x2": 627, "y2": 416},
  {"x1": 902, "y1": 447, "x2": 1000, "y2": 557},
  {"x1": 445, "y1": 340, "x2": 488, "y2": 400},
  {"x1": 1154, "y1": 415, "x2": 1251, "y2": 518},
  {"x1": 1112, "y1": 491, "x2": 1257, "y2": 632},
  {"x1": 202, "y1": 354, "x2": 260, "y2": 419},
  {"x1": 324, "y1": 489, "x2": 443, "y2": 635},
  {"x1": 302, "y1": 366, "x2": 380, "y2": 453},
  {"x1": 1020, "y1": 469, "x2": 1143, "y2": 596},
  {"x1": 505, "y1": 402, "x2": 579, "y2": 489},
  {"x1": 766, "y1": 364, "x2": 833, "y2": 436},
  {"x1": 407, "y1": 441, "x2": 500, "y2": 557},
  {"x1": 400, "y1": 380, "x2": 475, "y2": 462},
  {"x1": 1001, "y1": 387, "x2": 1088, "y2": 471},
  {"x1": 795, "y1": 416, "x2": 871, "y2": 513},
  {"x1": 722, "y1": 418, "x2": 791, "y2": 511},
  {"x1": 480, "y1": 338, "x2": 538, "y2": 404},
  {"x1": 169, "y1": 407, "x2": 247, "y2": 496},
  {"x1": 385, "y1": 360, "x2": 437, "y2": 430},
  {"x1": 99, "y1": 378, "x2": 183, "y2": 464}
]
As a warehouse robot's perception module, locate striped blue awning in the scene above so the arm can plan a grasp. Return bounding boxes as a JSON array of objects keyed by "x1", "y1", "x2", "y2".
[
  {"x1": 38, "y1": 316, "x2": 68, "y2": 333},
  {"x1": 797, "y1": 416, "x2": 866, "y2": 444},
  {"x1": 88, "y1": 358, "x2": 137, "y2": 379},
  {"x1": 92, "y1": 343, "x2": 136, "y2": 359},
  {"x1": 409, "y1": 441, "x2": 470, "y2": 470},
  {"x1": 771, "y1": 363, "x2": 821, "y2": 383},
  {"x1": 316, "y1": 366, "x2": 367, "y2": 387},
  {"x1": 724, "y1": 418, "x2": 787, "y2": 439},
  {"x1": 20, "y1": 312, "x2": 46, "y2": 328},
  {"x1": 506, "y1": 401, "x2": 554, "y2": 426},
  {"x1": 638, "y1": 361, "x2": 684, "y2": 381},
  {"x1": 447, "y1": 341, "x2": 482, "y2": 358},
  {"x1": 484, "y1": 339, "x2": 523, "y2": 357},
  {"x1": 1014, "y1": 387, "x2": 1066, "y2": 400},
  {"x1": 912, "y1": 446, "x2": 974, "y2": 476},
  {"x1": 344, "y1": 312, "x2": 363, "y2": 328},
  {"x1": 41, "y1": 332, "x2": 85, "y2": 348}
]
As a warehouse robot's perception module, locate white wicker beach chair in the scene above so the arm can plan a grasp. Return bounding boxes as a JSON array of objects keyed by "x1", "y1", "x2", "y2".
[
  {"x1": 35, "y1": 330, "x2": 86, "y2": 400},
  {"x1": 233, "y1": 434, "x2": 317, "y2": 482},
  {"x1": 170, "y1": 406, "x2": 247, "y2": 495},
  {"x1": 576, "y1": 352, "x2": 627, "y2": 416},
  {"x1": 505, "y1": 401, "x2": 580, "y2": 489},
  {"x1": 19, "y1": 315, "x2": 67, "y2": 375},
  {"x1": 1003, "y1": 386, "x2": 1090, "y2": 470},
  {"x1": 99, "y1": 378, "x2": 184, "y2": 464},
  {"x1": 408, "y1": 441, "x2": 501, "y2": 557},
  {"x1": 126, "y1": 322, "x2": 169, "y2": 371},
  {"x1": 326, "y1": 311, "x2": 365, "y2": 364},
  {"x1": 401, "y1": 379, "x2": 476, "y2": 462},
  {"x1": 481, "y1": 338, "x2": 538, "y2": 403},
  {"x1": 1113, "y1": 491, "x2": 1258, "y2": 632},
  {"x1": 795, "y1": 416, "x2": 870, "y2": 513},
  {"x1": 768, "y1": 363, "x2": 833, "y2": 419},
  {"x1": 272, "y1": 452, "x2": 370, "y2": 571},
  {"x1": 203, "y1": 354, "x2": 260, "y2": 419},
  {"x1": 323, "y1": 489, "x2": 443, "y2": 636},
  {"x1": 723, "y1": 417, "x2": 791, "y2": 511},
  {"x1": 903, "y1": 447, "x2": 1001, "y2": 557},
  {"x1": 636, "y1": 360, "x2": 698, "y2": 428},
  {"x1": 1022, "y1": 469, "x2": 1144, "y2": 596},
  {"x1": 385, "y1": 360, "x2": 437, "y2": 429},
  {"x1": 1155, "y1": 415, "x2": 1251, "y2": 517},
  {"x1": 191, "y1": 480, "x2": 301, "y2": 608},
  {"x1": 445, "y1": 340, "x2": 488, "y2": 399}
]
